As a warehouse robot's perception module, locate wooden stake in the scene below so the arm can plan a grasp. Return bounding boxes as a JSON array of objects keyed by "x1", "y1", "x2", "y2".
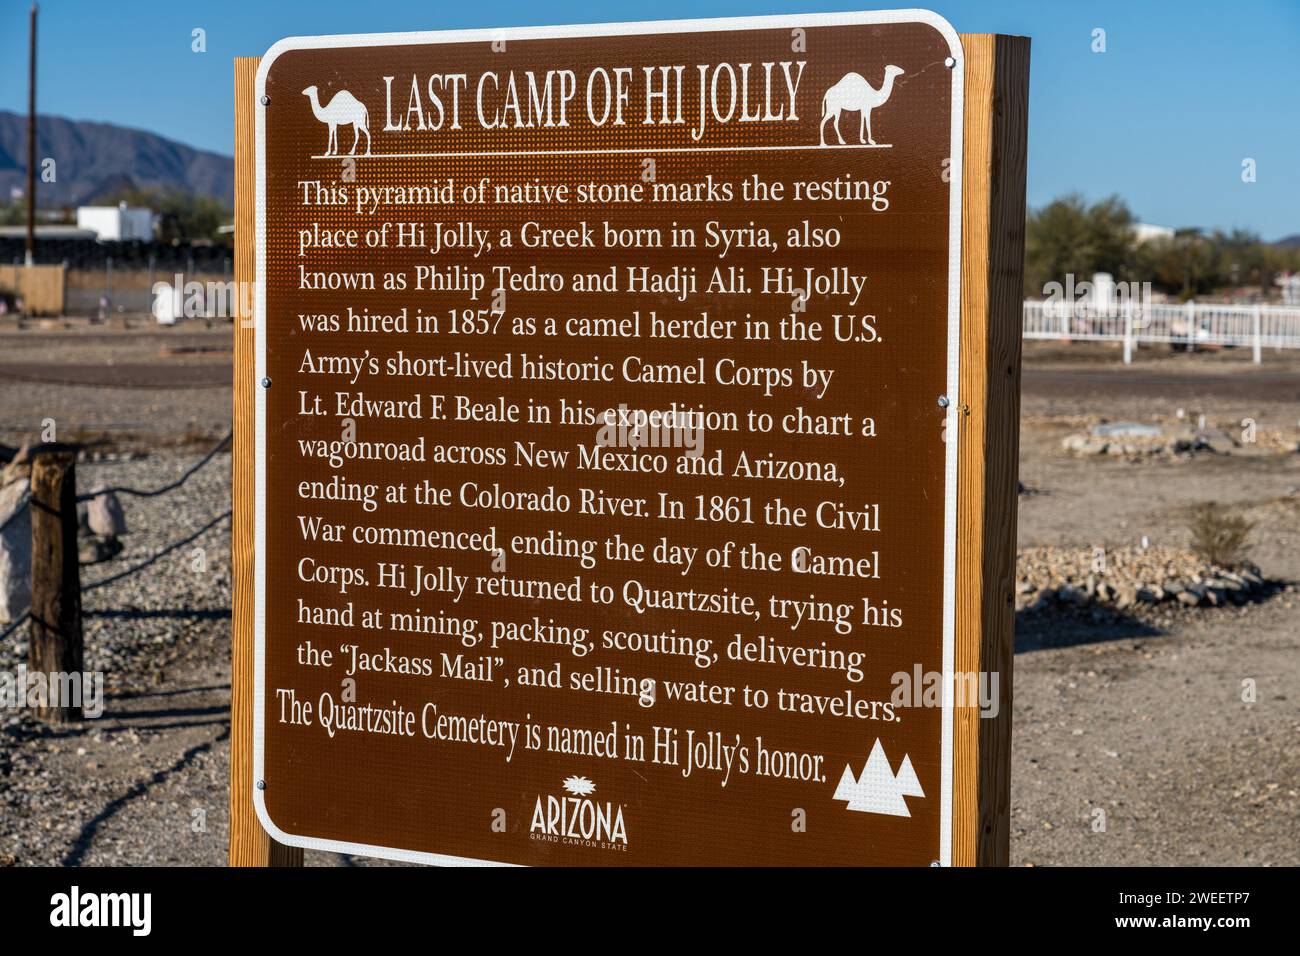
[
  {"x1": 29, "y1": 449, "x2": 83, "y2": 723},
  {"x1": 229, "y1": 55, "x2": 302, "y2": 867},
  {"x1": 953, "y1": 34, "x2": 1031, "y2": 866}
]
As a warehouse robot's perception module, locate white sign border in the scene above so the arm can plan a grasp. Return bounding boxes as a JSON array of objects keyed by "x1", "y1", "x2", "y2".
[{"x1": 253, "y1": 8, "x2": 964, "y2": 868}]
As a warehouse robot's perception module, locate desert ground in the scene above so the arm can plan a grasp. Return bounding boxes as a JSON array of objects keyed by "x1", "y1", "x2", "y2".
[{"x1": 0, "y1": 326, "x2": 1296, "y2": 866}]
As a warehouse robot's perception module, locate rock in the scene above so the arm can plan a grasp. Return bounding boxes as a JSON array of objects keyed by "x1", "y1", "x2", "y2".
[
  {"x1": 1195, "y1": 428, "x2": 1237, "y2": 455},
  {"x1": 1058, "y1": 420, "x2": 1253, "y2": 462},
  {"x1": 1137, "y1": 587, "x2": 1162, "y2": 604},
  {"x1": 87, "y1": 487, "x2": 127, "y2": 537},
  {"x1": 0, "y1": 477, "x2": 31, "y2": 623},
  {"x1": 0, "y1": 442, "x2": 31, "y2": 487},
  {"x1": 78, "y1": 535, "x2": 123, "y2": 565},
  {"x1": 1014, "y1": 544, "x2": 1270, "y2": 617},
  {"x1": 1091, "y1": 422, "x2": 1163, "y2": 439},
  {"x1": 1062, "y1": 434, "x2": 1107, "y2": 455},
  {"x1": 1031, "y1": 588, "x2": 1057, "y2": 613},
  {"x1": 1060, "y1": 585, "x2": 1086, "y2": 605}
]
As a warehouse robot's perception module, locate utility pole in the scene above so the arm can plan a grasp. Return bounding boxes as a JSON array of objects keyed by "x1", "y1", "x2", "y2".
[{"x1": 25, "y1": 3, "x2": 38, "y2": 266}]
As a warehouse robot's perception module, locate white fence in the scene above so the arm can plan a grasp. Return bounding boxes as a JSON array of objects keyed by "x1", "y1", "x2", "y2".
[{"x1": 1022, "y1": 300, "x2": 1300, "y2": 363}]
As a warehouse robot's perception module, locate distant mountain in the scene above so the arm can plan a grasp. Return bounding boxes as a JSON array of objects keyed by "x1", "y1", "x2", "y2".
[
  {"x1": 0, "y1": 111, "x2": 233, "y2": 208},
  {"x1": 1275, "y1": 234, "x2": 1300, "y2": 248}
]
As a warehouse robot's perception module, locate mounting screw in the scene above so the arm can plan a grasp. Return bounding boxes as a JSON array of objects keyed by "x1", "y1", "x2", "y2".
[
  {"x1": 260, "y1": 95, "x2": 270, "y2": 106},
  {"x1": 256, "y1": 779, "x2": 266, "y2": 791},
  {"x1": 937, "y1": 395, "x2": 950, "y2": 408},
  {"x1": 944, "y1": 57, "x2": 956, "y2": 69},
  {"x1": 261, "y1": 377, "x2": 272, "y2": 388}
]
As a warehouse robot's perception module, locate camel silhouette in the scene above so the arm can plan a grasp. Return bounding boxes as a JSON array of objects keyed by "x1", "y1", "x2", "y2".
[
  {"x1": 302, "y1": 85, "x2": 371, "y2": 156},
  {"x1": 819, "y1": 66, "x2": 904, "y2": 147}
]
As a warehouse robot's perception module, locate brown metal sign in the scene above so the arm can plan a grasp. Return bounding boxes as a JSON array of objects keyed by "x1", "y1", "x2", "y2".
[{"x1": 254, "y1": 10, "x2": 964, "y2": 866}]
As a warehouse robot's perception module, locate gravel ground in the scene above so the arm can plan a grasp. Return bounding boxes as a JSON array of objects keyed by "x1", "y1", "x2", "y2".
[
  {"x1": 0, "y1": 448, "x2": 401, "y2": 867},
  {"x1": 0, "y1": 326, "x2": 232, "y2": 446},
  {"x1": 0, "y1": 330, "x2": 1296, "y2": 867},
  {"x1": 1012, "y1": 596, "x2": 1299, "y2": 866},
  {"x1": 1011, "y1": 343, "x2": 1300, "y2": 867},
  {"x1": 0, "y1": 451, "x2": 234, "y2": 866}
]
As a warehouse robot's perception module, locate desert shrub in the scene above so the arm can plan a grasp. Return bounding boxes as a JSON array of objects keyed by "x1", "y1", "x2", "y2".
[{"x1": 1187, "y1": 503, "x2": 1254, "y2": 568}]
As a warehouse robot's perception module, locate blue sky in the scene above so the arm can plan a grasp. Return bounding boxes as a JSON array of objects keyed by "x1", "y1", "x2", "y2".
[{"x1": 2, "y1": 0, "x2": 1297, "y2": 239}]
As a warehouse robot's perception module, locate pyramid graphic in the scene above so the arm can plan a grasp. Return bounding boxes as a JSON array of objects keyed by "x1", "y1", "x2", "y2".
[{"x1": 834, "y1": 739, "x2": 925, "y2": 816}]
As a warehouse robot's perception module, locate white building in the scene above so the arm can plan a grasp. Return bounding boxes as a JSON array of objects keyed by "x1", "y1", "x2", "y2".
[
  {"x1": 1279, "y1": 273, "x2": 1300, "y2": 307},
  {"x1": 1132, "y1": 222, "x2": 1175, "y2": 244},
  {"x1": 75, "y1": 203, "x2": 155, "y2": 241}
]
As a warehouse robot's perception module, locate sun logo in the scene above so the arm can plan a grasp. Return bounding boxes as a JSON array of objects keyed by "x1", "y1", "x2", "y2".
[{"x1": 562, "y1": 775, "x2": 595, "y2": 796}]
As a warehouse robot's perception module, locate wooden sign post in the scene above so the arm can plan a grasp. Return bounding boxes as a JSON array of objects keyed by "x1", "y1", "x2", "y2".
[
  {"x1": 232, "y1": 56, "x2": 302, "y2": 868},
  {"x1": 229, "y1": 14, "x2": 1027, "y2": 867},
  {"x1": 951, "y1": 34, "x2": 1028, "y2": 866}
]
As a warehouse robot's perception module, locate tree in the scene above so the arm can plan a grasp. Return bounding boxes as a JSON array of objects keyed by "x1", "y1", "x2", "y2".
[
  {"x1": 0, "y1": 199, "x2": 29, "y2": 226},
  {"x1": 1134, "y1": 229, "x2": 1218, "y2": 299},
  {"x1": 1024, "y1": 194, "x2": 1136, "y2": 296}
]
